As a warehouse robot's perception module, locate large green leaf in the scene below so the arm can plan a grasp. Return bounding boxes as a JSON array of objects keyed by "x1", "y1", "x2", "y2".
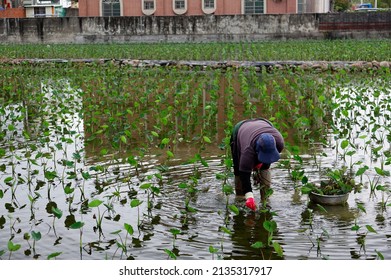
[
  {"x1": 70, "y1": 221, "x2": 85, "y2": 229},
  {"x1": 47, "y1": 252, "x2": 62, "y2": 260},
  {"x1": 8, "y1": 241, "x2": 21, "y2": 252},
  {"x1": 31, "y1": 231, "x2": 42, "y2": 241},
  {"x1": 88, "y1": 199, "x2": 103, "y2": 208},
  {"x1": 124, "y1": 223, "x2": 134, "y2": 235}
]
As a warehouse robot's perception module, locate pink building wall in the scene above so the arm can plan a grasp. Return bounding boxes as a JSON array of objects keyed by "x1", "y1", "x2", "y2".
[
  {"x1": 216, "y1": 0, "x2": 241, "y2": 15},
  {"x1": 123, "y1": 0, "x2": 142, "y2": 16},
  {"x1": 79, "y1": 0, "x2": 100, "y2": 16},
  {"x1": 267, "y1": 0, "x2": 297, "y2": 14},
  {"x1": 78, "y1": 0, "x2": 298, "y2": 17},
  {"x1": 125, "y1": 0, "x2": 238, "y2": 16}
]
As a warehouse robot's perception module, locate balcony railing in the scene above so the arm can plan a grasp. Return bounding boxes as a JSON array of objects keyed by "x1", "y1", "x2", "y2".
[{"x1": 24, "y1": 0, "x2": 61, "y2": 7}]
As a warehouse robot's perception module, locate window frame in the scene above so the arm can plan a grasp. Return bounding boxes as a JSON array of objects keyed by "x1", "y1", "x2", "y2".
[
  {"x1": 243, "y1": 0, "x2": 265, "y2": 15},
  {"x1": 174, "y1": 0, "x2": 185, "y2": 9},
  {"x1": 172, "y1": 0, "x2": 187, "y2": 15},
  {"x1": 297, "y1": 0, "x2": 305, "y2": 13},
  {"x1": 101, "y1": 0, "x2": 122, "y2": 17},
  {"x1": 34, "y1": 6, "x2": 46, "y2": 18},
  {"x1": 142, "y1": 0, "x2": 156, "y2": 15},
  {"x1": 202, "y1": 0, "x2": 216, "y2": 14}
]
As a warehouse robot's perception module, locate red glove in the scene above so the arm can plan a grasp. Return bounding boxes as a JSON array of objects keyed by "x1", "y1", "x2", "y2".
[
  {"x1": 254, "y1": 163, "x2": 263, "y2": 170},
  {"x1": 246, "y1": 197, "x2": 256, "y2": 211},
  {"x1": 245, "y1": 192, "x2": 256, "y2": 211}
]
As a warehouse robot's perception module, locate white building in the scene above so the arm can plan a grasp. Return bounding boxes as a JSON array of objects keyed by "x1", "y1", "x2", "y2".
[{"x1": 23, "y1": 0, "x2": 71, "y2": 17}]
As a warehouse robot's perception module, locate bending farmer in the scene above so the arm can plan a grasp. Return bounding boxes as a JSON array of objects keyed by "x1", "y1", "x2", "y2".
[{"x1": 230, "y1": 118, "x2": 284, "y2": 211}]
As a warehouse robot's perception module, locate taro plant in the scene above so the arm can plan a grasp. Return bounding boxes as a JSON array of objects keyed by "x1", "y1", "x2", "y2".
[
  {"x1": 314, "y1": 228, "x2": 329, "y2": 258},
  {"x1": 281, "y1": 145, "x2": 305, "y2": 185},
  {"x1": 371, "y1": 167, "x2": 390, "y2": 197},
  {"x1": 250, "y1": 219, "x2": 284, "y2": 259},
  {"x1": 263, "y1": 220, "x2": 284, "y2": 257},
  {"x1": 69, "y1": 220, "x2": 85, "y2": 256},
  {"x1": 139, "y1": 181, "x2": 160, "y2": 212},
  {"x1": 299, "y1": 205, "x2": 329, "y2": 258},
  {"x1": 218, "y1": 223, "x2": 232, "y2": 253},
  {"x1": 208, "y1": 245, "x2": 220, "y2": 260},
  {"x1": 301, "y1": 166, "x2": 362, "y2": 196},
  {"x1": 351, "y1": 203, "x2": 380, "y2": 258},
  {"x1": 377, "y1": 184, "x2": 391, "y2": 211},
  {"x1": 130, "y1": 198, "x2": 143, "y2": 229},
  {"x1": 164, "y1": 248, "x2": 177, "y2": 260},
  {"x1": 169, "y1": 228, "x2": 181, "y2": 248},
  {"x1": 163, "y1": 228, "x2": 181, "y2": 260},
  {"x1": 1, "y1": 45, "x2": 390, "y2": 262},
  {"x1": 51, "y1": 206, "x2": 63, "y2": 237},
  {"x1": 123, "y1": 223, "x2": 134, "y2": 258},
  {"x1": 88, "y1": 199, "x2": 113, "y2": 238},
  {"x1": 178, "y1": 182, "x2": 198, "y2": 213},
  {"x1": 30, "y1": 230, "x2": 42, "y2": 258},
  {"x1": 47, "y1": 251, "x2": 63, "y2": 260},
  {"x1": 7, "y1": 240, "x2": 21, "y2": 260}
]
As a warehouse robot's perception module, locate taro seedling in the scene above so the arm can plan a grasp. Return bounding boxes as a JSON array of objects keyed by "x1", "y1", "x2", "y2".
[
  {"x1": 208, "y1": 245, "x2": 220, "y2": 260},
  {"x1": 51, "y1": 206, "x2": 63, "y2": 237},
  {"x1": 130, "y1": 199, "x2": 143, "y2": 229},
  {"x1": 30, "y1": 230, "x2": 42, "y2": 258},
  {"x1": 139, "y1": 181, "x2": 160, "y2": 212},
  {"x1": 299, "y1": 205, "x2": 329, "y2": 258},
  {"x1": 7, "y1": 240, "x2": 21, "y2": 260},
  {"x1": 218, "y1": 224, "x2": 232, "y2": 252},
  {"x1": 169, "y1": 228, "x2": 181, "y2": 248},
  {"x1": 69, "y1": 220, "x2": 85, "y2": 254},
  {"x1": 88, "y1": 199, "x2": 112, "y2": 238},
  {"x1": 164, "y1": 248, "x2": 177, "y2": 260},
  {"x1": 47, "y1": 251, "x2": 62, "y2": 260},
  {"x1": 375, "y1": 250, "x2": 385, "y2": 260},
  {"x1": 262, "y1": 220, "x2": 277, "y2": 247},
  {"x1": 251, "y1": 220, "x2": 284, "y2": 259},
  {"x1": 1, "y1": 44, "x2": 390, "y2": 261},
  {"x1": 123, "y1": 223, "x2": 135, "y2": 257},
  {"x1": 351, "y1": 203, "x2": 380, "y2": 258}
]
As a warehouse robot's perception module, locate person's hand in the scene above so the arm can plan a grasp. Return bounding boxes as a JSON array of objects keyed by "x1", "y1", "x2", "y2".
[
  {"x1": 245, "y1": 192, "x2": 256, "y2": 211},
  {"x1": 245, "y1": 197, "x2": 256, "y2": 211}
]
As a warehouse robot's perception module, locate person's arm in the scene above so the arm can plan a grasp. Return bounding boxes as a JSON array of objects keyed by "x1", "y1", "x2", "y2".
[
  {"x1": 239, "y1": 171, "x2": 252, "y2": 194},
  {"x1": 239, "y1": 171, "x2": 257, "y2": 211}
]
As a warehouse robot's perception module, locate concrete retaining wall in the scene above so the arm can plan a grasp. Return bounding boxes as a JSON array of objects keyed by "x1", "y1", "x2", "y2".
[{"x1": 0, "y1": 12, "x2": 390, "y2": 44}]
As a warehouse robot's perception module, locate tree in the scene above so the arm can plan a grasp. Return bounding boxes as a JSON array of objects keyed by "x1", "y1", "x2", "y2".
[
  {"x1": 379, "y1": 0, "x2": 391, "y2": 8},
  {"x1": 334, "y1": 0, "x2": 350, "y2": 11}
]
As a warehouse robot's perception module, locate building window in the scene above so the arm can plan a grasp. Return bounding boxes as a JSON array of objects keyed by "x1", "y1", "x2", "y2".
[
  {"x1": 244, "y1": 0, "x2": 264, "y2": 14},
  {"x1": 173, "y1": 0, "x2": 187, "y2": 14},
  {"x1": 175, "y1": 0, "x2": 185, "y2": 9},
  {"x1": 298, "y1": 0, "x2": 307, "y2": 13},
  {"x1": 144, "y1": 0, "x2": 154, "y2": 10},
  {"x1": 142, "y1": 0, "x2": 156, "y2": 15},
  {"x1": 204, "y1": 0, "x2": 214, "y2": 9},
  {"x1": 202, "y1": 0, "x2": 216, "y2": 14},
  {"x1": 34, "y1": 7, "x2": 46, "y2": 17},
  {"x1": 102, "y1": 0, "x2": 121, "y2": 17}
]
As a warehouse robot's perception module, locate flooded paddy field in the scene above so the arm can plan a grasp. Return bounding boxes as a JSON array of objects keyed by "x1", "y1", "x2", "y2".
[{"x1": 0, "y1": 63, "x2": 390, "y2": 260}]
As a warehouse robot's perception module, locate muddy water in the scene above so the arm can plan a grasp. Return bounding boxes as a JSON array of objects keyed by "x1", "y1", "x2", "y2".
[
  {"x1": 1, "y1": 138, "x2": 389, "y2": 260},
  {"x1": 0, "y1": 77, "x2": 390, "y2": 260}
]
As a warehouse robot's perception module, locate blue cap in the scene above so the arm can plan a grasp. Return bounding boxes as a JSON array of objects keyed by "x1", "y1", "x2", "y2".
[{"x1": 256, "y1": 133, "x2": 280, "y2": 164}]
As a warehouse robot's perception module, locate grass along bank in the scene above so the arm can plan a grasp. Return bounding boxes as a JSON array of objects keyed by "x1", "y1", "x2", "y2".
[{"x1": 1, "y1": 39, "x2": 390, "y2": 62}]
